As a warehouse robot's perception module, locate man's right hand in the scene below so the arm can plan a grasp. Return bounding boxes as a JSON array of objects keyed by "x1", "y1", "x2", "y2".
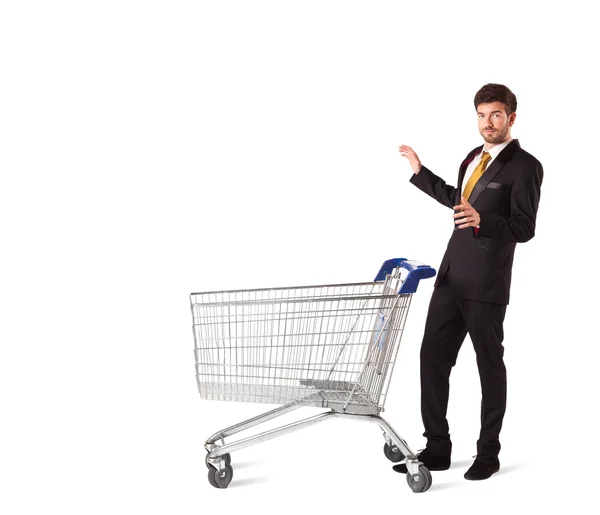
[{"x1": 399, "y1": 145, "x2": 422, "y2": 174}]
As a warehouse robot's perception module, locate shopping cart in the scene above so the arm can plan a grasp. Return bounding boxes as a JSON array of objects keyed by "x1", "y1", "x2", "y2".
[{"x1": 191, "y1": 258, "x2": 436, "y2": 493}]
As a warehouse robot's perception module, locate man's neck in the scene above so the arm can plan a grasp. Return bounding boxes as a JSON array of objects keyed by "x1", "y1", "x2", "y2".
[{"x1": 484, "y1": 135, "x2": 512, "y2": 151}]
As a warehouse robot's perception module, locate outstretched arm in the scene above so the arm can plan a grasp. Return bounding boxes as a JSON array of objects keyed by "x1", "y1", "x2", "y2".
[{"x1": 399, "y1": 145, "x2": 457, "y2": 209}]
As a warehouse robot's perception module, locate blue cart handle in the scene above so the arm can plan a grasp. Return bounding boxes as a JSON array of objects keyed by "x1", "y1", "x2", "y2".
[{"x1": 374, "y1": 258, "x2": 436, "y2": 294}]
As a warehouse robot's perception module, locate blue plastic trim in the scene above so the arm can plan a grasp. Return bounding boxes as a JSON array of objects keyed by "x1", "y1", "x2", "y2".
[
  {"x1": 374, "y1": 258, "x2": 407, "y2": 282},
  {"x1": 374, "y1": 258, "x2": 436, "y2": 294}
]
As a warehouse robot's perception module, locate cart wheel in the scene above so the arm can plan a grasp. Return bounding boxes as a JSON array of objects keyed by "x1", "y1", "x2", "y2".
[
  {"x1": 383, "y1": 443, "x2": 405, "y2": 463},
  {"x1": 207, "y1": 464, "x2": 233, "y2": 489},
  {"x1": 406, "y1": 465, "x2": 432, "y2": 493},
  {"x1": 205, "y1": 452, "x2": 231, "y2": 469}
]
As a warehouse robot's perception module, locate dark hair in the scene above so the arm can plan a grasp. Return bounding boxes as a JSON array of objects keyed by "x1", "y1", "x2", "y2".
[{"x1": 474, "y1": 84, "x2": 517, "y2": 115}]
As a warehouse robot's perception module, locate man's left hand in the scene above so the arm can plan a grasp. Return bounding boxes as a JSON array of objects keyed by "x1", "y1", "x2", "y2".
[{"x1": 453, "y1": 196, "x2": 480, "y2": 229}]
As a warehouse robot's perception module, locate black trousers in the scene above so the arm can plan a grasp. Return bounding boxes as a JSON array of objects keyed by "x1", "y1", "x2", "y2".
[{"x1": 420, "y1": 278, "x2": 507, "y2": 458}]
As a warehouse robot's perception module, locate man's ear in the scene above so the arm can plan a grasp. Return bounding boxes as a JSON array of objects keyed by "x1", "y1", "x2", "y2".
[{"x1": 509, "y1": 112, "x2": 516, "y2": 127}]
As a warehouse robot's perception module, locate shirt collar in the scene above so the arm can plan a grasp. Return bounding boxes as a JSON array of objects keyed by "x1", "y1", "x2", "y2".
[{"x1": 482, "y1": 138, "x2": 513, "y2": 161}]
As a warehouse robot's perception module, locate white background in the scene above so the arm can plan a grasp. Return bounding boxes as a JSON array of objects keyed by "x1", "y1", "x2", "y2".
[{"x1": 1, "y1": 1, "x2": 597, "y2": 513}]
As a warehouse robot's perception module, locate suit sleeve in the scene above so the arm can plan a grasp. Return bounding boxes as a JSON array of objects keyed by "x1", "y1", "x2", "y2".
[
  {"x1": 409, "y1": 165, "x2": 457, "y2": 209},
  {"x1": 477, "y1": 159, "x2": 543, "y2": 243}
]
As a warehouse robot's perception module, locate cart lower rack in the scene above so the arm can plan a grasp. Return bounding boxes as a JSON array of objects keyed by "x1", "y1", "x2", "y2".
[{"x1": 191, "y1": 258, "x2": 436, "y2": 493}]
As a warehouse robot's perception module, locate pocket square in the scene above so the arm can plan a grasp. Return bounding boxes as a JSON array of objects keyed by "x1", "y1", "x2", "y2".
[{"x1": 486, "y1": 182, "x2": 510, "y2": 190}]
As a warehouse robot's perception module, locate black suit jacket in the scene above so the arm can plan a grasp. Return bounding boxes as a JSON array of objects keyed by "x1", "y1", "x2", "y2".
[{"x1": 410, "y1": 139, "x2": 543, "y2": 305}]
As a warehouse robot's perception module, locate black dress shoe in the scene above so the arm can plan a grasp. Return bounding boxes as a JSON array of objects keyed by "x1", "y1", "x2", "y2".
[
  {"x1": 464, "y1": 455, "x2": 500, "y2": 480},
  {"x1": 392, "y1": 448, "x2": 451, "y2": 474}
]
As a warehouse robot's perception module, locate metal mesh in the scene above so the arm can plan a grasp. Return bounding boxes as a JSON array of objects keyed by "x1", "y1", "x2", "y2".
[{"x1": 191, "y1": 269, "x2": 411, "y2": 410}]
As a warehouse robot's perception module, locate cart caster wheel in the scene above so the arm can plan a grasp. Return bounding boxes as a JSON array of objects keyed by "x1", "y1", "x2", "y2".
[
  {"x1": 208, "y1": 464, "x2": 233, "y2": 489},
  {"x1": 383, "y1": 443, "x2": 405, "y2": 463},
  {"x1": 406, "y1": 465, "x2": 432, "y2": 493},
  {"x1": 205, "y1": 452, "x2": 231, "y2": 469}
]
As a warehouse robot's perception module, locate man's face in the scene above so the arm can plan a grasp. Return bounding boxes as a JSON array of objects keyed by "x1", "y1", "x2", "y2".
[{"x1": 477, "y1": 102, "x2": 516, "y2": 145}]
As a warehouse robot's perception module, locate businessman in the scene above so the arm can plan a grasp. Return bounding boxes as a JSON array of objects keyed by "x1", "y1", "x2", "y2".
[{"x1": 394, "y1": 84, "x2": 543, "y2": 480}]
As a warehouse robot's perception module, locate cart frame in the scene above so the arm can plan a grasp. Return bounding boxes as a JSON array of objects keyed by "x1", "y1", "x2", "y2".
[{"x1": 191, "y1": 258, "x2": 436, "y2": 492}]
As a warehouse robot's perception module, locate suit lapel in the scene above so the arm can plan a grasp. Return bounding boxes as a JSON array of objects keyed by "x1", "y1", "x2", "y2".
[{"x1": 468, "y1": 139, "x2": 521, "y2": 205}]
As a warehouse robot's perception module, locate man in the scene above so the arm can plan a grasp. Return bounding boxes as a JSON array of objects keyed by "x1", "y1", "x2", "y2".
[{"x1": 394, "y1": 84, "x2": 543, "y2": 480}]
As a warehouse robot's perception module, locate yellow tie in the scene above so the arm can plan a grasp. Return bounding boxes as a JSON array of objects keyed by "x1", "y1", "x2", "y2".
[{"x1": 462, "y1": 151, "x2": 491, "y2": 200}]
